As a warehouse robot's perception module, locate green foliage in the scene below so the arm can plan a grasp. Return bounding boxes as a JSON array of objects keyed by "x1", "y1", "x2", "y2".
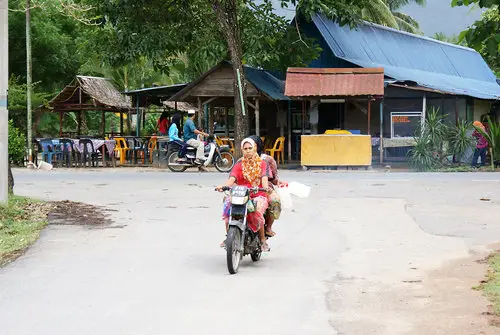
[
  {"x1": 452, "y1": 0, "x2": 500, "y2": 74},
  {"x1": 409, "y1": 108, "x2": 475, "y2": 171},
  {"x1": 0, "y1": 196, "x2": 49, "y2": 267},
  {"x1": 8, "y1": 0, "x2": 86, "y2": 92},
  {"x1": 475, "y1": 252, "x2": 500, "y2": 315},
  {"x1": 8, "y1": 120, "x2": 26, "y2": 166},
  {"x1": 360, "y1": 0, "x2": 424, "y2": 33},
  {"x1": 408, "y1": 134, "x2": 440, "y2": 171},
  {"x1": 448, "y1": 119, "x2": 474, "y2": 158},
  {"x1": 473, "y1": 116, "x2": 500, "y2": 167}
]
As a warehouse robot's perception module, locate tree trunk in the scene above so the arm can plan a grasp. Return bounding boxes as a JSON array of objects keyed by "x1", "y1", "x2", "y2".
[
  {"x1": 8, "y1": 162, "x2": 14, "y2": 194},
  {"x1": 213, "y1": 0, "x2": 248, "y2": 158}
]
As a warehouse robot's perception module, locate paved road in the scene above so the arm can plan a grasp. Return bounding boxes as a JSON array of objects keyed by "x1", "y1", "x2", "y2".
[{"x1": 1, "y1": 169, "x2": 499, "y2": 334}]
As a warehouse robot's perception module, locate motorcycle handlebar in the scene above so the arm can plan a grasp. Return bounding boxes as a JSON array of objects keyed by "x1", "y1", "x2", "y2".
[{"x1": 214, "y1": 186, "x2": 268, "y2": 192}]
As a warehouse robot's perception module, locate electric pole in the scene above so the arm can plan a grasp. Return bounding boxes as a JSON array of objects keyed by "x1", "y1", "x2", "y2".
[
  {"x1": 0, "y1": 0, "x2": 8, "y2": 203},
  {"x1": 26, "y1": 0, "x2": 33, "y2": 167}
]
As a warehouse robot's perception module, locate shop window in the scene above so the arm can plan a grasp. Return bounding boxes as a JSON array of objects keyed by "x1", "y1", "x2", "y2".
[{"x1": 391, "y1": 112, "x2": 422, "y2": 138}]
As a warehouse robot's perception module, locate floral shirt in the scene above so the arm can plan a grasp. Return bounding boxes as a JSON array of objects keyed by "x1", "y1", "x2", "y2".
[
  {"x1": 473, "y1": 130, "x2": 488, "y2": 149},
  {"x1": 261, "y1": 154, "x2": 278, "y2": 185},
  {"x1": 230, "y1": 160, "x2": 269, "y2": 198}
]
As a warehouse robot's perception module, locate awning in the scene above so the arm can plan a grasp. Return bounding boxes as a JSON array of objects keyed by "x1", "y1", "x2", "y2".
[{"x1": 285, "y1": 68, "x2": 384, "y2": 97}]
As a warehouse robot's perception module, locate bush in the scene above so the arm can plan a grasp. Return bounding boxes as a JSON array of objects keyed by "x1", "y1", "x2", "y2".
[{"x1": 8, "y1": 120, "x2": 26, "y2": 166}]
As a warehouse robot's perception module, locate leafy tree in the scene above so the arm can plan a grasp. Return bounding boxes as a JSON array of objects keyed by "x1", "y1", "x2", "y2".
[
  {"x1": 452, "y1": 0, "x2": 500, "y2": 75},
  {"x1": 82, "y1": 0, "x2": 369, "y2": 155},
  {"x1": 431, "y1": 32, "x2": 467, "y2": 46}
]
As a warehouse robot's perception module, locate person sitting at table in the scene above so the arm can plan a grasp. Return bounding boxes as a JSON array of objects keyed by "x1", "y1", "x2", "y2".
[{"x1": 156, "y1": 112, "x2": 170, "y2": 136}]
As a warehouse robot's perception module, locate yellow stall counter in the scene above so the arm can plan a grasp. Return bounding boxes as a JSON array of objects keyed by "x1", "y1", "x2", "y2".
[{"x1": 301, "y1": 135, "x2": 372, "y2": 166}]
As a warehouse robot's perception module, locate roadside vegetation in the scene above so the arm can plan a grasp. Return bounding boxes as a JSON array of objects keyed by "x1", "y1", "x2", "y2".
[
  {"x1": 408, "y1": 108, "x2": 500, "y2": 172},
  {"x1": 0, "y1": 196, "x2": 52, "y2": 266},
  {"x1": 476, "y1": 252, "x2": 500, "y2": 320}
]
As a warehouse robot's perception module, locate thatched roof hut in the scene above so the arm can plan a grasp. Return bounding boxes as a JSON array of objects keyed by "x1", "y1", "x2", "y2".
[
  {"x1": 49, "y1": 76, "x2": 131, "y2": 137},
  {"x1": 49, "y1": 75, "x2": 131, "y2": 111}
]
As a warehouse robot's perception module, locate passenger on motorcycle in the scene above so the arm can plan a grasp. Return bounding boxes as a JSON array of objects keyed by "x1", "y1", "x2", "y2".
[
  {"x1": 168, "y1": 113, "x2": 184, "y2": 147},
  {"x1": 248, "y1": 135, "x2": 282, "y2": 237},
  {"x1": 216, "y1": 137, "x2": 271, "y2": 252},
  {"x1": 183, "y1": 109, "x2": 209, "y2": 165}
]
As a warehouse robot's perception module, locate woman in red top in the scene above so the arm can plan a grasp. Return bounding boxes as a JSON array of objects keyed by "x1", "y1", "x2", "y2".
[
  {"x1": 217, "y1": 137, "x2": 271, "y2": 252},
  {"x1": 156, "y1": 112, "x2": 169, "y2": 135}
]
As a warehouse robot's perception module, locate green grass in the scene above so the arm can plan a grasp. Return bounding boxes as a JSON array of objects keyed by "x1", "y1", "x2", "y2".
[
  {"x1": 476, "y1": 252, "x2": 500, "y2": 315},
  {"x1": 0, "y1": 196, "x2": 51, "y2": 266}
]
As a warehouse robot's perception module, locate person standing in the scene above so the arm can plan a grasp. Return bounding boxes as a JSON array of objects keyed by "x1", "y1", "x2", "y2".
[
  {"x1": 183, "y1": 109, "x2": 208, "y2": 165},
  {"x1": 156, "y1": 112, "x2": 169, "y2": 136},
  {"x1": 471, "y1": 121, "x2": 488, "y2": 168}
]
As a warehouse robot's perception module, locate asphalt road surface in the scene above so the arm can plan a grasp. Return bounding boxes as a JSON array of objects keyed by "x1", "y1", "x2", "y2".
[{"x1": 1, "y1": 169, "x2": 500, "y2": 335}]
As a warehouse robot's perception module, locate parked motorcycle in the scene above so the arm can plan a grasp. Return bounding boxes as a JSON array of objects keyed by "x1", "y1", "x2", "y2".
[
  {"x1": 218, "y1": 186, "x2": 269, "y2": 274},
  {"x1": 166, "y1": 135, "x2": 235, "y2": 172}
]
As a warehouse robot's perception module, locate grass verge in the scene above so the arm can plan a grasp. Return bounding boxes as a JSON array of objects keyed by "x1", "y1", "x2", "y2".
[
  {"x1": 0, "y1": 196, "x2": 52, "y2": 267},
  {"x1": 476, "y1": 252, "x2": 500, "y2": 317}
]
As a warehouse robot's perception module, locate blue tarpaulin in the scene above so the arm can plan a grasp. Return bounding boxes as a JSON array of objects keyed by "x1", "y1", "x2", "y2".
[{"x1": 311, "y1": 14, "x2": 500, "y2": 100}]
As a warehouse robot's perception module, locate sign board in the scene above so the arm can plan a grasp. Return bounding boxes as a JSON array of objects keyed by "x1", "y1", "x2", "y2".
[{"x1": 391, "y1": 112, "x2": 422, "y2": 138}]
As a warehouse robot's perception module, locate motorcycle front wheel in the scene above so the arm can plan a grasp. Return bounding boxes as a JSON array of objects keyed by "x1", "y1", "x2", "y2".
[
  {"x1": 226, "y1": 226, "x2": 242, "y2": 274},
  {"x1": 166, "y1": 151, "x2": 188, "y2": 172},
  {"x1": 215, "y1": 152, "x2": 235, "y2": 173}
]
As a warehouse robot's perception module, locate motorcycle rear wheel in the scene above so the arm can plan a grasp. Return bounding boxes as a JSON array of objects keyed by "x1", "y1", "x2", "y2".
[
  {"x1": 215, "y1": 152, "x2": 235, "y2": 173},
  {"x1": 166, "y1": 151, "x2": 188, "y2": 172},
  {"x1": 226, "y1": 226, "x2": 242, "y2": 274}
]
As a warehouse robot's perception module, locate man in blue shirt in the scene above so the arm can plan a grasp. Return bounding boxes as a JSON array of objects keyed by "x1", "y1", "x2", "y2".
[{"x1": 183, "y1": 109, "x2": 209, "y2": 164}]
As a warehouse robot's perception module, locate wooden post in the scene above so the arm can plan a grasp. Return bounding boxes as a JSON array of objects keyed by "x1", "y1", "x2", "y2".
[
  {"x1": 422, "y1": 93, "x2": 427, "y2": 131},
  {"x1": 208, "y1": 104, "x2": 214, "y2": 134},
  {"x1": 224, "y1": 107, "x2": 229, "y2": 137},
  {"x1": 77, "y1": 111, "x2": 82, "y2": 136},
  {"x1": 126, "y1": 109, "x2": 131, "y2": 135},
  {"x1": 101, "y1": 111, "x2": 106, "y2": 138},
  {"x1": 288, "y1": 101, "x2": 292, "y2": 162},
  {"x1": 197, "y1": 97, "x2": 202, "y2": 129},
  {"x1": 455, "y1": 96, "x2": 459, "y2": 125},
  {"x1": 59, "y1": 111, "x2": 63, "y2": 137},
  {"x1": 120, "y1": 111, "x2": 124, "y2": 135},
  {"x1": 255, "y1": 97, "x2": 260, "y2": 136},
  {"x1": 367, "y1": 98, "x2": 372, "y2": 135},
  {"x1": 379, "y1": 99, "x2": 384, "y2": 164}
]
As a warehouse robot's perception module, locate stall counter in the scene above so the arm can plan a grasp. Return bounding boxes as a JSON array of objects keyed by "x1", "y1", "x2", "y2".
[{"x1": 301, "y1": 134, "x2": 372, "y2": 167}]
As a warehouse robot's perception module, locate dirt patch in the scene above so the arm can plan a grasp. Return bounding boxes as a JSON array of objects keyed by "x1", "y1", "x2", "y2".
[
  {"x1": 409, "y1": 252, "x2": 500, "y2": 334},
  {"x1": 48, "y1": 200, "x2": 113, "y2": 226}
]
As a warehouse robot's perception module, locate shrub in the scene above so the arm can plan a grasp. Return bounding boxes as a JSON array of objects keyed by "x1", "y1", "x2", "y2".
[{"x1": 8, "y1": 120, "x2": 26, "y2": 166}]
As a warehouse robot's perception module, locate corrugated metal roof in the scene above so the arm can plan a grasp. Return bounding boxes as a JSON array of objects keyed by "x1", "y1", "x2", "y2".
[
  {"x1": 244, "y1": 66, "x2": 289, "y2": 101},
  {"x1": 311, "y1": 14, "x2": 500, "y2": 100},
  {"x1": 285, "y1": 67, "x2": 384, "y2": 97}
]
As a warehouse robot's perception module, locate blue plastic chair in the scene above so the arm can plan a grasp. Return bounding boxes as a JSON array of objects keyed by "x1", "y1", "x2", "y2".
[{"x1": 39, "y1": 139, "x2": 55, "y2": 164}]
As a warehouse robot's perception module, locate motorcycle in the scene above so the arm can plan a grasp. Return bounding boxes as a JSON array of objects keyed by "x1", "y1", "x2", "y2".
[
  {"x1": 166, "y1": 135, "x2": 235, "y2": 173},
  {"x1": 218, "y1": 185, "x2": 269, "y2": 274}
]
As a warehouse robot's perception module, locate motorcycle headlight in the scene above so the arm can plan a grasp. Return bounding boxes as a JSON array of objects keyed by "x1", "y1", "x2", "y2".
[{"x1": 231, "y1": 195, "x2": 248, "y2": 205}]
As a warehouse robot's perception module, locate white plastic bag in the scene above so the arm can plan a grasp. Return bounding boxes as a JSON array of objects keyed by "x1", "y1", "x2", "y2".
[
  {"x1": 277, "y1": 186, "x2": 292, "y2": 209},
  {"x1": 287, "y1": 181, "x2": 311, "y2": 198}
]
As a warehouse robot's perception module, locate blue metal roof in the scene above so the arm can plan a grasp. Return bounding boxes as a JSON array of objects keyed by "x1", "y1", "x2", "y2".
[
  {"x1": 311, "y1": 14, "x2": 500, "y2": 100},
  {"x1": 244, "y1": 66, "x2": 289, "y2": 101}
]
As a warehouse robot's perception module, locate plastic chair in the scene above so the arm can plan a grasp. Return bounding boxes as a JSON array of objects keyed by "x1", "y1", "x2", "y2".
[
  {"x1": 79, "y1": 139, "x2": 99, "y2": 167},
  {"x1": 265, "y1": 136, "x2": 285, "y2": 164},
  {"x1": 39, "y1": 139, "x2": 55, "y2": 165},
  {"x1": 51, "y1": 139, "x2": 64, "y2": 166},
  {"x1": 148, "y1": 136, "x2": 157, "y2": 164},
  {"x1": 114, "y1": 137, "x2": 131, "y2": 165},
  {"x1": 59, "y1": 138, "x2": 76, "y2": 168},
  {"x1": 133, "y1": 137, "x2": 150, "y2": 165}
]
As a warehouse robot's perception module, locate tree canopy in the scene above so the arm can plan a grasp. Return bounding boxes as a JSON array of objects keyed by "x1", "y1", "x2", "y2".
[{"x1": 452, "y1": 0, "x2": 500, "y2": 75}]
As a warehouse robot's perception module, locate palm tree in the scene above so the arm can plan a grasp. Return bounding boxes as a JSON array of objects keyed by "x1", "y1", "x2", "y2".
[{"x1": 362, "y1": 0, "x2": 426, "y2": 34}]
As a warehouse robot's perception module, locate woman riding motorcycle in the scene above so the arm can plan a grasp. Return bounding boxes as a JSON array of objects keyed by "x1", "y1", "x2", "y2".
[
  {"x1": 248, "y1": 135, "x2": 282, "y2": 237},
  {"x1": 216, "y1": 137, "x2": 271, "y2": 252}
]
